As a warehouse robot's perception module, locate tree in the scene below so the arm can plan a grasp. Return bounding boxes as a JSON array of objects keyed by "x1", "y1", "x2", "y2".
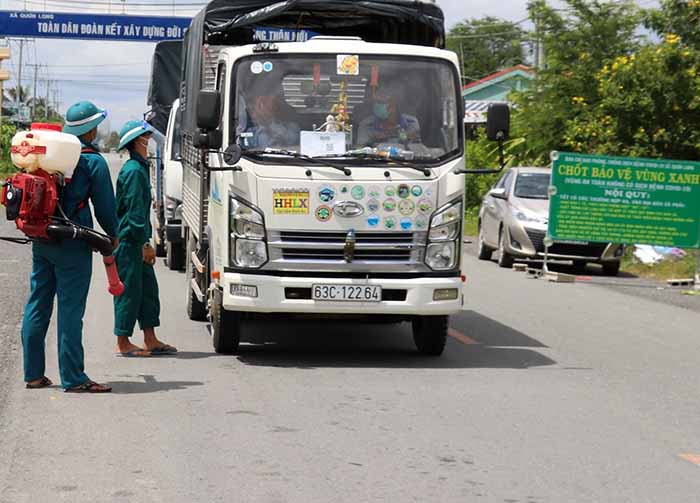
[
  {"x1": 103, "y1": 131, "x2": 120, "y2": 151},
  {"x1": 510, "y1": 0, "x2": 642, "y2": 164},
  {"x1": 446, "y1": 17, "x2": 526, "y2": 85}
]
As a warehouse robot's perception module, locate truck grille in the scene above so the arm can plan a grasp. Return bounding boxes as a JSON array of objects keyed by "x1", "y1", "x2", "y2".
[{"x1": 266, "y1": 231, "x2": 428, "y2": 272}]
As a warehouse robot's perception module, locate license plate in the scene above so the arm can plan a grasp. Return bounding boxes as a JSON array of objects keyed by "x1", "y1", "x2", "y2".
[{"x1": 311, "y1": 284, "x2": 382, "y2": 302}]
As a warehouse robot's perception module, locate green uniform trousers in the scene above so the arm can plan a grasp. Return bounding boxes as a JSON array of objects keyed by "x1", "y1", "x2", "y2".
[
  {"x1": 113, "y1": 241, "x2": 160, "y2": 337},
  {"x1": 22, "y1": 240, "x2": 92, "y2": 389}
]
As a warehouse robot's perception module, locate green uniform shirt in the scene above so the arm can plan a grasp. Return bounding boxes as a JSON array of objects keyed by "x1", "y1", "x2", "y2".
[{"x1": 115, "y1": 151, "x2": 152, "y2": 245}]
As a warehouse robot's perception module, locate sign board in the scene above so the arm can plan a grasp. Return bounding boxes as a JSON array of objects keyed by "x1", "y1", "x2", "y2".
[
  {"x1": 549, "y1": 151, "x2": 700, "y2": 248},
  {"x1": 0, "y1": 10, "x2": 191, "y2": 41},
  {"x1": 253, "y1": 28, "x2": 317, "y2": 42},
  {"x1": 300, "y1": 131, "x2": 346, "y2": 157}
]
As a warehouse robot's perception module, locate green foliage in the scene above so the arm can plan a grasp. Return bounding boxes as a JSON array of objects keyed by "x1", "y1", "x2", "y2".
[
  {"x1": 0, "y1": 123, "x2": 17, "y2": 175},
  {"x1": 645, "y1": 0, "x2": 700, "y2": 49},
  {"x1": 446, "y1": 17, "x2": 526, "y2": 83},
  {"x1": 103, "y1": 131, "x2": 120, "y2": 151},
  {"x1": 512, "y1": 0, "x2": 642, "y2": 164}
]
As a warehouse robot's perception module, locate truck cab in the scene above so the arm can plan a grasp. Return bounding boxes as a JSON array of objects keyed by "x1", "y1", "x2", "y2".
[{"x1": 162, "y1": 99, "x2": 185, "y2": 270}]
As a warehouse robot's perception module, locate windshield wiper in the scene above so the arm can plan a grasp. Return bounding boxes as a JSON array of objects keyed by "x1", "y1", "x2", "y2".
[
  {"x1": 316, "y1": 151, "x2": 432, "y2": 177},
  {"x1": 243, "y1": 148, "x2": 351, "y2": 176}
]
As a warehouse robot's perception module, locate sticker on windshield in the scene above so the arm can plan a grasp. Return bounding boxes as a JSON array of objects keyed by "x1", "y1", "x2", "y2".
[
  {"x1": 351, "y1": 185, "x2": 365, "y2": 200},
  {"x1": 367, "y1": 199, "x2": 380, "y2": 213},
  {"x1": 315, "y1": 205, "x2": 332, "y2": 222},
  {"x1": 318, "y1": 185, "x2": 336, "y2": 203},
  {"x1": 383, "y1": 198, "x2": 396, "y2": 212},
  {"x1": 384, "y1": 216, "x2": 396, "y2": 230},
  {"x1": 411, "y1": 185, "x2": 423, "y2": 197},
  {"x1": 273, "y1": 189, "x2": 309, "y2": 215},
  {"x1": 398, "y1": 184, "x2": 411, "y2": 199},
  {"x1": 263, "y1": 61, "x2": 273, "y2": 72},
  {"x1": 250, "y1": 61, "x2": 263, "y2": 74},
  {"x1": 337, "y1": 54, "x2": 359, "y2": 75},
  {"x1": 400, "y1": 217, "x2": 413, "y2": 231},
  {"x1": 417, "y1": 198, "x2": 433, "y2": 214},
  {"x1": 367, "y1": 214, "x2": 380, "y2": 227},
  {"x1": 399, "y1": 199, "x2": 415, "y2": 216}
]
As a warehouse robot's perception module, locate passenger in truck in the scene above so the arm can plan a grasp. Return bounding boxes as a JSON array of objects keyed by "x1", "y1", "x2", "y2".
[
  {"x1": 356, "y1": 83, "x2": 421, "y2": 148},
  {"x1": 239, "y1": 93, "x2": 300, "y2": 149}
]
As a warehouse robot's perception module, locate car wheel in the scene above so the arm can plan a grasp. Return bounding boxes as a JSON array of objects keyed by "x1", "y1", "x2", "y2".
[
  {"x1": 497, "y1": 227, "x2": 514, "y2": 269},
  {"x1": 477, "y1": 225, "x2": 494, "y2": 260},
  {"x1": 602, "y1": 261, "x2": 621, "y2": 276},
  {"x1": 211, "y1": 287, "x2": 241, "y2": 354},
  {"x1": 412, "y1": 316, "x2": 448, "y2": 356}
]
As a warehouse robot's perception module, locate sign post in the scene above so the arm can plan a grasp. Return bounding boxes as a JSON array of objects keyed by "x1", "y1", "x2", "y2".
[{"x1": 549, "y1": 151, "x2": 700, "y2": 248}]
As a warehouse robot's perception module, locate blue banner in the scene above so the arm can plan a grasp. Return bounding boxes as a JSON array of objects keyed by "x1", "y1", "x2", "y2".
[{"x1": 0, "y1": 10, "x2": 191, "y2": 41}]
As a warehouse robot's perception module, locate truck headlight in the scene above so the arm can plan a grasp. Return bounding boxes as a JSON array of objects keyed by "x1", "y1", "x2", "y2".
[
  {"x1": 230, "y1": 195, "x2": 267, "y2": 268},
  {"x1": 426, "y1": 242, "x2": 456, "y2": 270},
  {"x1": 425, "y1": 199, "x2": 461, "y2": 270},
  {"x1": 235, "y1": 239, "x2": 267, "y2": 268}
]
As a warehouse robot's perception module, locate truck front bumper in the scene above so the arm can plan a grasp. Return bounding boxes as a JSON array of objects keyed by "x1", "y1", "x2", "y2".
[{"x1": 222, "y1": 273, "x2": 464, "y2": 315}]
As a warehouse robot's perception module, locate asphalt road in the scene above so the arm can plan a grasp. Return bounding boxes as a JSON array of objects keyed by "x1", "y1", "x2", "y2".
[{"x1": 1, "y1": 158, "x2": 700, "y2": 502}]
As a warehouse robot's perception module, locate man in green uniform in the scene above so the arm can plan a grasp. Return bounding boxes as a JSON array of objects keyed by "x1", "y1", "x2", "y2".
[
  {"x1": 22, "y1": 101, "x2": 117, "y2": 393},
  {"x1": 113, "y1": 120, "x2": 176, "y2": 356}
]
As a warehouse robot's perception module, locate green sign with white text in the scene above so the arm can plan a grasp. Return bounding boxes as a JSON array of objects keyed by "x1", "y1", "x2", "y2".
[{"x1": 549, "y1": 151, "x2": 700, "y2": 248}]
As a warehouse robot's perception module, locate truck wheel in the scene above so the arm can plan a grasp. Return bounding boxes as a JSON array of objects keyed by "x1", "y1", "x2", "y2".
[
  {"x1": 166, "y1": 240, "x2": 184, "y2": 271},
  {"x1": 497, "y1": 227, "x2": 514, "y2": 269},
  {"x1": 412, "y1": 315, "x2": 448, "y2": 356},
  {"x1": 211, "y1": 288, "x2": 241, "y2": 354},
  {"x1": 602, "y1": 261, "x2": 621, "y2": 276},
  {"x1": 185, "y1": 232, "x2": 207, "y2": 321},
  {"x1": 477, "y1": 224, "x2": 494, "y2": 260}
]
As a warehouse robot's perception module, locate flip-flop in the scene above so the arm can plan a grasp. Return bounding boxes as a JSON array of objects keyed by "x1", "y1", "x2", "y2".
[
  {"x1": 65, "y1": 380, "x2": 112, "y2": 393},
  {"x1": 26, "y1": 376, "x2": 53, "y2": 389},
  {"x1": 116, "y1": 348, "x2": 152, "y2": 358},
  {"x1": 148, "y1": 344, "x2": 178, "y2": 355}
]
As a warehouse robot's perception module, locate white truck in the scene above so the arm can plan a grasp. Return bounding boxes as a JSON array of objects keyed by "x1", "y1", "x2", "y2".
[{"x1": 179, "y1": 0, "x2": 509, "y2": 356}]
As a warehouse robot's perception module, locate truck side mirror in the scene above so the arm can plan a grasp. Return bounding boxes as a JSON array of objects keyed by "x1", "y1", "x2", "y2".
[
  {"x1": 486, "y1": 103, "x2": 510, "y2": 141},
  {"x1": 194, "y1": 130, "x2": 223, "y2": 150},
  {"x1": 196, "y1": 89, "x2": 222, "y2": 131}
]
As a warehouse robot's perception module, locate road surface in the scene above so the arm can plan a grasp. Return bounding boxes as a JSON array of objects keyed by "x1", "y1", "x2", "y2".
[{"x1": 1, "y1": 156, "x2": 700, "y2": 502}]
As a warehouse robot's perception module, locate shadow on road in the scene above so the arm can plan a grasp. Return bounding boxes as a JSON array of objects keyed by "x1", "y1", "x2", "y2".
[
  {"x1": 234, "y1": 315, "x2": 555, "y2": 370},
  {"x1": 455, "y1": 310, "x2": 548, "y2": 347},
  {"x1": 106, "y1": 374, "x2": 204, "y2": 394}
]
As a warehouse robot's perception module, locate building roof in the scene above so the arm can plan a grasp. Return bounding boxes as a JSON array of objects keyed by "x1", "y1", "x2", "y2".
[{"x1": 462, "y1": 64, "x2": 534, "y2": 94}]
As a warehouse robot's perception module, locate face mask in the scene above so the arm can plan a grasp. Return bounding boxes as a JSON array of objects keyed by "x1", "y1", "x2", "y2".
[{"x1": 373, "y1": 103, "x2": 390, "y2": 120}]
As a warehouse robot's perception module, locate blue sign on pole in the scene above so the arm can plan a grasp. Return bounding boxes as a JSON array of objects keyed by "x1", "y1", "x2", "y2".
[{"x1": 0, "y1": 10, "x2": 192, "y2": 41}]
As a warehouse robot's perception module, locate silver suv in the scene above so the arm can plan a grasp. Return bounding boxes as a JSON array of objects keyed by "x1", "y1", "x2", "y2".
[{"x1": 477, "y1": 167, "x2": 624, "y2": 275}]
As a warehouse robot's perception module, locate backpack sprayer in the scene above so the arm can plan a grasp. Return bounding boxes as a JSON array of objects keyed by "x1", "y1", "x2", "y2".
[{"x1": 0, "y1": 123, "x2": 124, "y2": 296}]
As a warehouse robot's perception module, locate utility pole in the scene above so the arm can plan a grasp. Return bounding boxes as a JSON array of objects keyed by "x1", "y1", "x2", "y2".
[
  {"x1": 45, "y1": 79, "x2": 50, "y2": 120},
  {"x1": 16, "y1": 39, "x2": 24, "y2": 111},
  {"x1": 30, "y1": 63, "x2": 39, "y2": 120}
]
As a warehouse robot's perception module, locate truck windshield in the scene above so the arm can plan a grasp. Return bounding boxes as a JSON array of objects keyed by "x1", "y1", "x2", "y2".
[{"x1": 234, "y1": 55, "x2": 461, "y2": 163}]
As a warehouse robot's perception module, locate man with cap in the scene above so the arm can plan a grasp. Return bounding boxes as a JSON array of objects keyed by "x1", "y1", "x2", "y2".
[
  {"x1": 113, "y1": 120, "x2": 176, "y2": 356},
  {"x1": 21, "y1": 101, "x2": 117, "y2": 393}
]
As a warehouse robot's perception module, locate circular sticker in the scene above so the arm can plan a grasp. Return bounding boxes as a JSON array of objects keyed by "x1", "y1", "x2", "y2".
[
  {"x1": 262, "y1": 61, "x2": 273, "y2": 72},
  {"x1": 367, "y1": 214, "x2": 380, "y2": 227},
  {"x1": 399, "y1": 199, "x2": 415, "y2": 216},
  {"x1": 367, "y1": 198, "x2": 380, "y2": 213},
  {"x1": 368, "y1": 186, "x2": 381, "y2": 198},
  {"x1": 250, "y1": 61, "x2": 263, "y2": 74},
  {"x1": 398, "y1": 184, "x2": 411, "y2": 199},
  {"x1": 417, "y1": 198, "x2": 433, "y2": 214},
  {"x1": 340, "y1": 185, "x2": 350, "y2": 195},
  {"x1": 318, "y1": 185, "x2": 336, "y2": 203},
  {"x1": 351, "y1": 185, "x2": 366, "y2": 200},
  {"x1": 400, "y1": 217, "x2": 413, "y2": 231},
  {"x1": 425, "y1": 188, "x2": 434, "y2": 197},
  {"x1": 383, "y1": 198, "x2": 397, "y2": 212},
  {"x1": 315, "y1": 205, "x2": 332, "y2": 222},
  {"x1": 384, "y1": 217, "x2": 397, "y2": 230},
  {"x1": 415, "y1": 216, "x2": 428, "y2": 229},
  {"x1": 411, "y1": 185, "x2": 423, "y2": 197},
  {"x1": 384, "y1": 186, "x2": 396, "y2": 197}
]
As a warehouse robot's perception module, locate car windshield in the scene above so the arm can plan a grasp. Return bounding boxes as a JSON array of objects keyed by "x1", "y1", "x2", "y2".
[
  {"x1": 514, "y1": 172, "x2": 550, "y2": 199},
  {"x1": 233, "y1": 54, "x2": 461, "y2": 162}
]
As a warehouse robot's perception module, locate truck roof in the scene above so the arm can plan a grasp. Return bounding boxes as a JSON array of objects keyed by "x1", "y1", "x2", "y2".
[{"x1": 181, "y1": 0, "x2": 446, "y2": 134}]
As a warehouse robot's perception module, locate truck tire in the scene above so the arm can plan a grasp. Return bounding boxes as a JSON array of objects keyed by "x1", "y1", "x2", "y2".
[
  {"x1": 211, "y1": 287, "x2": 241, "y2": 354},
  {"x1": 166, "y1": 240, "x2": 184, "y2": 271},
  {"x1": 185, "y1": 232, "x2": 207, "y2": 321},
  {"x1": 412, "y1": 315, "x2": 448, "y2": 356}
]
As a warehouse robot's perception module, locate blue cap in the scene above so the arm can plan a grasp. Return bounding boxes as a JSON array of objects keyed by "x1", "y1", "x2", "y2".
[
  {"x1": 63, "y1": 101, "x2": 107, "y2": 137},
  {"x1": 118, "y1": 120, "x2": 154, "y2": 151}
]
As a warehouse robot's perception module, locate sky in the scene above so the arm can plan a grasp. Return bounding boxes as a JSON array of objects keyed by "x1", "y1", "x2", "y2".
[{"x1": 1, "y1": 0, "x2": 534, "y2": 129}]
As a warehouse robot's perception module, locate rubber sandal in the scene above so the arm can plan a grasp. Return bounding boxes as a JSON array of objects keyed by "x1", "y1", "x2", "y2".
[
  {"x1": 26, "y1": 376, "x2": 53, "y2": 389},
  {"x1": 64, "y1": 380, "x2": 112, "y2": 393},
  {"x1": 148, "y1": 344, "x2": 177, "y2": 355},
  {"x1": 115, "y1": 349, "x2": 152, "y2": 358}
]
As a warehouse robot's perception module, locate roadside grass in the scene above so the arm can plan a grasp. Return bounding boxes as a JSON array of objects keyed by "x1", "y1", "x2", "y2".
[
  {"x1": 620, "y1": 246, "x2": 697, "y2": 280},
  {"x1": 464, "y1": 209, "x2": 478, "y2": 236}
]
